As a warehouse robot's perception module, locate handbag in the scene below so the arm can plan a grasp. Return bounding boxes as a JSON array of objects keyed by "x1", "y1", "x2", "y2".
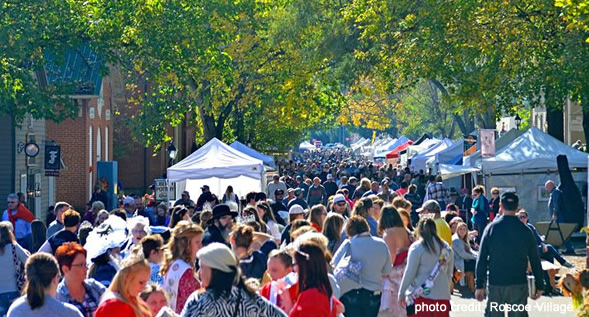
[
  {"x1": 333, "y1": 240, "x2": 362, "y2": 285},
  {"x1": 11, "y1": 244, "x2": 26, "y2": 293}
]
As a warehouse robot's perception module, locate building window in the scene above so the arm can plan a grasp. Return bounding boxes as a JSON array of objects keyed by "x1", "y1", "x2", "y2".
[
  {"x1": 97, "y1": 127, "x2": 102, "y2": 161},
  {"x1": 105, "y1": 127, "x2": 109, "y2": 161}
]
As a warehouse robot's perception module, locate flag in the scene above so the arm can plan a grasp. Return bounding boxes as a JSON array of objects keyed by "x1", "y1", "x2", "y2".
[{"x1": 463, "y1": 135, "x2": 477, "y2": 156}]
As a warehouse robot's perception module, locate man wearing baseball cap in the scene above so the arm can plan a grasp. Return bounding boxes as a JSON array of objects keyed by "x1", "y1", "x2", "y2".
[
  {"x1": 280, "y1": 204, "x2": 307, "y2": 244},
  {"x1": 475, "y1": 192, "x2": 544, "y2": 314},
  {"x1": 174, "y1": 190, "x2": 195, "y2": 207},
  {"x1": 267, "y1": 174, "x2": 287, "y2": 201},
  {"x1": 417, "y1": 199, "x2": 452, "y2": 246},
  {"x1": 193, "y1": 186, "x2": 210, "y2": 211},
  {"x1": 323, "y1": 174, "x2": 338, "y2": 198},
  {"x1": 288, "y1": 188, "x2": 309, "y2": 210},
  {"x1": 270, "y1": 189, "x2": 288, "y2": 226}
]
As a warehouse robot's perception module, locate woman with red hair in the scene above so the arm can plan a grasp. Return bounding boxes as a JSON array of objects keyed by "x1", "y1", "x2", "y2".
[{"x1": 55, "y1": 242, "x2": 106, "y2": 317}]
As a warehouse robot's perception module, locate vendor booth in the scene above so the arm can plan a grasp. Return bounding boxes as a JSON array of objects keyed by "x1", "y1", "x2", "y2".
[{"x1": 167, "y1": 138, "x2": 265, "y2": 201}]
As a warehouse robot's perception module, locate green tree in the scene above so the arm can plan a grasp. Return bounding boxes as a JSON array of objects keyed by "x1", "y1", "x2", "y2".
[
  {"x1": 0, "y1": 0, "x2": 84, "y2": 124},
  {"x1": 346, "y1": 0, "x2": 589, "y2": 142},
  {"x1": 80, "y1": 0, "x2": 344, "y2": 151}
]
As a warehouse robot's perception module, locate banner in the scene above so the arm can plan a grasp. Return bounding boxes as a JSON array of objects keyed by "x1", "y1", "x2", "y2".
[
  {"x1": 480, "y1": 129, "x2": 496, "y2": 157},
  {"x1": 463, "y1": 135, "x2": 478, "y2": 156},
  {"x1": 44, "y1": 145, "x2": 61, "y2": 170}
]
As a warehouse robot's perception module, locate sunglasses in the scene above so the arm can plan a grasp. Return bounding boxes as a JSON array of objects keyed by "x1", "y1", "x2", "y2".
[{"x1": 519, "y1": 215, "x2": 527, "y2": 219}]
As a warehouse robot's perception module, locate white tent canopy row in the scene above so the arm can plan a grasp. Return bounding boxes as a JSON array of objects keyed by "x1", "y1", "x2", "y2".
[
  {"x1": 463, "y1": 128, "x2": 524, "y2": 168},
  {"x1": 167, "y1": 138, "x2": 265, "y2": 200},
  {"x1": 480, "y1": 127, "x2": 588, "y2": 174},
  {"x1": 399, "y1": 138, "x2": 440, "y2": 167},
  {"x1": 412, "y1": 138, "x2": 455, "y2": 172},
  {"x1": 438, "y1": 164, "x2": 480, "y2": 180}
]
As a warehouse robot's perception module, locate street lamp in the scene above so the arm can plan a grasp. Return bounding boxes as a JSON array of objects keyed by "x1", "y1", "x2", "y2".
[
  {"x1": 167, "y1": 139, "x2": 177, "y2": 167},
  {"x1": 27, "y1": 182, "x2": 42, "y2": 198},
  {"x1": 514, "y1": 113, "x2": 522, "y2": 130}
]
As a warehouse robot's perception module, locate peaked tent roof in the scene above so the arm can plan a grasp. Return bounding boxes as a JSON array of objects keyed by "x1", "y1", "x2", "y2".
[
  {"x1": 230, "y1": 141, "x2": 275, "y2": 168},
  {"x1": 463, "y1": 128, "x2": 524, "y2": 168},
  {"x1": 167, "y1": 138, "x2": 263, "y2": 182},
  {"x1": 482, "y1": 127, "x2": 588, "y2": 174},
  {"x1": 426, "y1": 141, "x2": 464, "y2": 168},
  {"x1": 383, "y1": 135, "x2": 413, "y2": 151},
  {"x1": 411, "y1": 139, "x2": 454, "y2": 171},
  {"x1": 414, "y1": 133, "x2": 432, "y2": 146},
  {"x1": 406, "y1": 138, "x2": 440, "y2": 156},
  {"x1": 386, "y1": 140, "x2": 414, "y2": 159}
]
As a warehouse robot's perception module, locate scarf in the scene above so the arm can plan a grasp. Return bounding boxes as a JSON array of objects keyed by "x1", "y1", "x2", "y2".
[{"x1": 7, "y1": 204, "x2": 35, "y2": 229}]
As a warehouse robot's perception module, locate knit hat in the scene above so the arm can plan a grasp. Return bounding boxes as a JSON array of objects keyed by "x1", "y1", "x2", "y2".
[{"x1": 197, "y1": 243, "x2": 238, "y2": 274}]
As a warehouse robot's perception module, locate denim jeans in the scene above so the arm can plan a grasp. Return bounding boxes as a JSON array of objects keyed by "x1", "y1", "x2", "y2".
[
  {"x1": 539, "y1": 244, "x2": 566, "y2": 265},
  {"x1": 340, "y1": 288, "x2": 381, "y2": 317},
  {"x1": 0, "y1": 291, "x2": 20, "y2": 317}
]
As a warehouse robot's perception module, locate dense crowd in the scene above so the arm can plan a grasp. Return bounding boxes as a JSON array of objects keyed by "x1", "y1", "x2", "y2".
[{"x1": 0, "y1": 147, "x2": 576, "y2": 317}]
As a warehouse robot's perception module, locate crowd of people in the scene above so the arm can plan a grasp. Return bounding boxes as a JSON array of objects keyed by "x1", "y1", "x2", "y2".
[{"x1": 0, "y1": 147, "x2": 577, "y2": 317}]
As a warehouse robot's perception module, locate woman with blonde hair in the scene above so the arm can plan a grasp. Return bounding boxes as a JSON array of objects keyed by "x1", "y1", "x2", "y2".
[
  {"x1": 95, "y1": 255, "x2": 152, "y2": 317},
  {"x1": 452, "y1": 222, "x2": 477, "y2": 293},
  {"x1": 161, "y1": 221, "x2": 204, "y2": 314},
  {"x1": 8, "y1": 253, "x2": 82, "y2": 317},
  {"x1": 94, "y1": 210, "x2": 109, "y2": 227}
]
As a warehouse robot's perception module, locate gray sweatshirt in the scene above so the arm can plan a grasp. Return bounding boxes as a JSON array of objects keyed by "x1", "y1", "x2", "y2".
[{"x1": 398, "y1": 240, "x2": 454, "y2": 301}]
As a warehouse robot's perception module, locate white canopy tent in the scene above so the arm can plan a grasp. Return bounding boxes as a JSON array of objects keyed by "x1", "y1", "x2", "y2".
[
  {"x1": 230, "y1": 141, "x2": 275, "y2": 168},
  {"x1": 167, "y1": 138, "x2": 265, "y2": 200},
  {"x1": 426, "y1": 141, "x2": 463, "y2": 173},
  {"x1": 412, "y1": 139, "x2": 455, "y2": 172},
  {"x1": 481, "y1": 127, "x2": 588, "y2": 174},
  {"x1": 400, "y1": 138, "x2": 439, "y2": 167},
  {"x1": 438, "y1": 164, "x2": 480, "y2": 180},
  {"x1": 463, "y1": 128, "x2": 524, "y2": 168}
]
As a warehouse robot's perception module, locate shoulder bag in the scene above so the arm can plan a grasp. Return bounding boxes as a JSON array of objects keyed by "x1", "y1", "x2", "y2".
[{"x1": 11, "y1": 244, "x2": 26, "y2": 292}]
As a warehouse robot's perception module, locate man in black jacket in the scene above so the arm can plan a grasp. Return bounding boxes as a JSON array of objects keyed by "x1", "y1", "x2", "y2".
[
  {"x1": 475, "y1": 192, "x2": 544, "y2": 317},
  {"x1": 202, "y1": 204, "x2": 237, "y2": 247}
]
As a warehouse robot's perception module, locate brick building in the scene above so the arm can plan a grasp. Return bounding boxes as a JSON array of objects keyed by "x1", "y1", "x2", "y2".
[
  {"x1": 113, "y1": 84, "x2": 195, "y2": 196},
  {"x1": 45, "y1": 45, "x2": 114, "y2": 212}
]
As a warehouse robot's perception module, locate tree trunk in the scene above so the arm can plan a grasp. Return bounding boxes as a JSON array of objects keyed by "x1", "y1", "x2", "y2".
[{"x1": 546, "y1": 107, "x2": 564, "y2": 142}]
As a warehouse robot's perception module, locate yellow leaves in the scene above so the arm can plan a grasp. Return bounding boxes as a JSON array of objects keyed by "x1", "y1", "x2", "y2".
[{"x1": 338, "y1": 76, "x2": 395, "y2": 131}]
